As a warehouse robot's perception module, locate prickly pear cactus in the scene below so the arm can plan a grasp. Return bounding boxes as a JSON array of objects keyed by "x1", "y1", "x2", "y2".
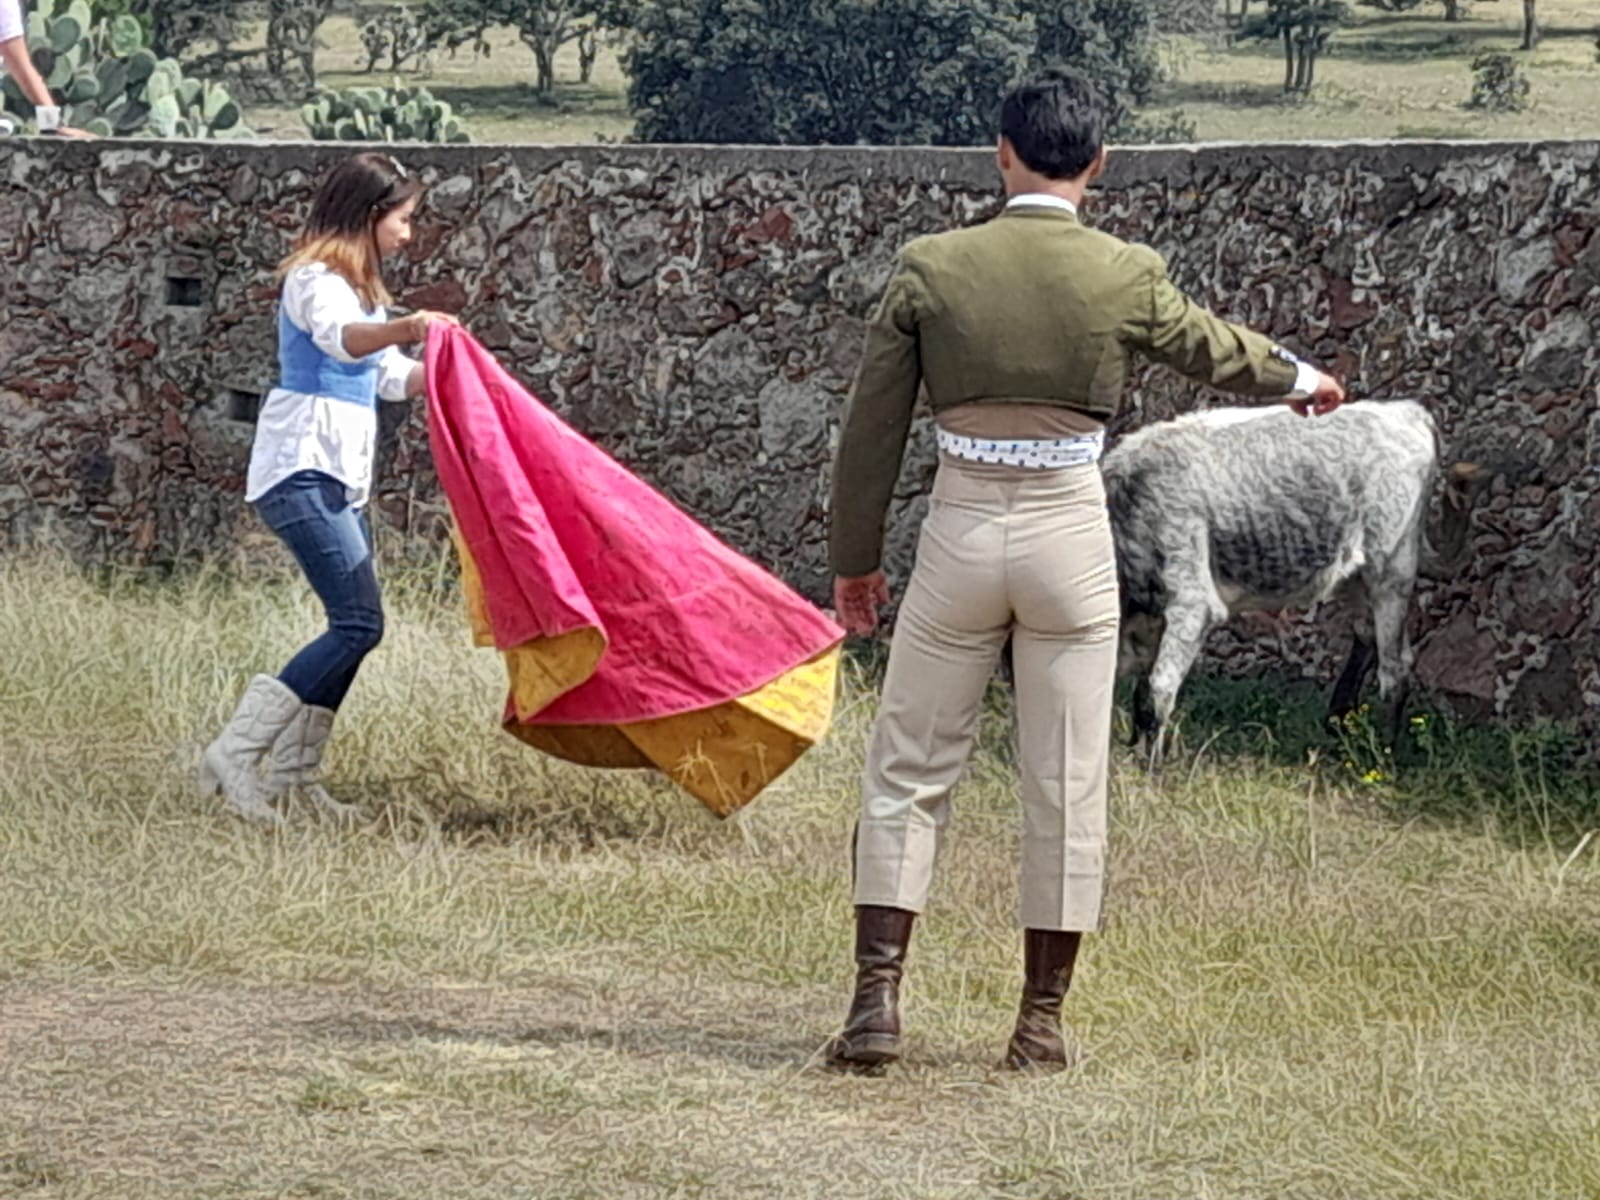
[
  {"x1": 0, "y1": 0, "x2": 250, "y2": 139},
  {"x1": 301, "y1": 83, "x2": 471, "y2": 144}
]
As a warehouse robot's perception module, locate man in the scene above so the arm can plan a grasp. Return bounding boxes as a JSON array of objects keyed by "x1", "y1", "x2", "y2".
[
  {"x1": 826, "y1": 66, "x2": 1345, "y2": 1073},
  {"x1": 1, "y1": 0, "x2": 92, "y2": 138}
]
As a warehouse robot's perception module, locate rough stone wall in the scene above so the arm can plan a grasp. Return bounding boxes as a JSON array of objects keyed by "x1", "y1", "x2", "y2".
[{"x1": 2, "y1": 139, "x2": 1597, "y2": 725}]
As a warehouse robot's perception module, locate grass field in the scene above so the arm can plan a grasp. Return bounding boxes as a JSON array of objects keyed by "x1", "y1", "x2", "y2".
[
  {"x1": 2, "y1": 551, "x2": 1598, "y2": 1198},
  {"x1": 237, "y1": 0, "x2": 1600, "y2": 145}
]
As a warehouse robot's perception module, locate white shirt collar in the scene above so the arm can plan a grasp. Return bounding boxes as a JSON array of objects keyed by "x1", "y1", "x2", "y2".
[{"x1": 1005, "y1": 193, "x2": 1078, "y2": 215}]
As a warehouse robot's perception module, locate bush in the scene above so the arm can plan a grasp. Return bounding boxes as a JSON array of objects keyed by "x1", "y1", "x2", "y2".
[
  {"x1": 1467, "y1": 51, "x2": 1529, "y2": 112},
  {"x1": 625, "y1": 0, "x2": 1037, "y2": 146}
]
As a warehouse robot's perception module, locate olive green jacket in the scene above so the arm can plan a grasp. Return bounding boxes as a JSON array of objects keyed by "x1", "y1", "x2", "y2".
[{"x1": 829, "y1": 203, "x2": 1303, "y2": 578}]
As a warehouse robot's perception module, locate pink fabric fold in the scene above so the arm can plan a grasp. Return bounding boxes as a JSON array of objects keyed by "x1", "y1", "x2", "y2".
[{"x1": 424, "y1": 324, "x2": 844, "y2": 726}]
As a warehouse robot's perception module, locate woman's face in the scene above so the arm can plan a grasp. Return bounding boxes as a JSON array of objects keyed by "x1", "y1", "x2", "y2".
[{"x1": 373, "y1": 195, "x2": 419, "y2": 257}]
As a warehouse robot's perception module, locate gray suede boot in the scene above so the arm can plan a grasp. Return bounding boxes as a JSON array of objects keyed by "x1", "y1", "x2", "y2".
[
  {"x1": 198, "y1": 675, "x2": 301, "y2": 827},
  {"x1": 264, "y1": 703, "x2": 362, "y2": 824}
]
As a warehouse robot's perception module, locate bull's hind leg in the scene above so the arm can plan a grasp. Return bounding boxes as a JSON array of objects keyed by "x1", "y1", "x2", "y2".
[
  {"x1": 1369, "y1": 579, "x2": 1416, "y2": 747},
  {"x1": 1329, "y1": 636, "x2": 1378, "y2": 721}
]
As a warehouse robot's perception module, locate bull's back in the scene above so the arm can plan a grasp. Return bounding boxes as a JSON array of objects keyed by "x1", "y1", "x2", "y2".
[{"x1": 1103, "y1": 401, "x2": 1438, "y2": 607}]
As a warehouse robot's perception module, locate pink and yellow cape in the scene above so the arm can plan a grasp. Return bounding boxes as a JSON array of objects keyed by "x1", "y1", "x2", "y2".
[{"x1": 424, "y1": 325, "x2": 844, "y2": 816}]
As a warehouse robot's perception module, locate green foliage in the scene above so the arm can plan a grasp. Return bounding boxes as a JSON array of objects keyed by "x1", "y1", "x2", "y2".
[
  {"x1": 1467, "y1": 50, "x2": 1531, "y2": 111},
  {"x1": 301, "y1": 84, "x2": 471, "y2": 143},
  {"x1": 625, "y1": 0, "x2": 1037, "y2": 146},
  {"x1": 0, "y1": 0, "x2": 249, "y2": 136},
  {"x1": 621, "y1": 0, "x2": 1189, "y2": 146},
  {"x1": 1027, "y1": 0, "x2": 1156, "y2": 124}
]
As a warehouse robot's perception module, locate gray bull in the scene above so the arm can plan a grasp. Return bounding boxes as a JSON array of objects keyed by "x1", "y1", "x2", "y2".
[{"x1": 1100, "y1": 399, "x2": 1441, "y2": 754}]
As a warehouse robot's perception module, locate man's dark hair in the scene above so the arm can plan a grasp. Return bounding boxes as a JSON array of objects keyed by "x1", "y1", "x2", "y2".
[{"x1": 999, "y1": 67, "x2": 1107, "y2": 180}]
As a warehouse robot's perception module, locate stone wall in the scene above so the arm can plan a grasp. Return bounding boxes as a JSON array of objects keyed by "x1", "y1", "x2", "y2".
[{"x1": 2, "y1": 138, "x2": 1598, "y2": 724}]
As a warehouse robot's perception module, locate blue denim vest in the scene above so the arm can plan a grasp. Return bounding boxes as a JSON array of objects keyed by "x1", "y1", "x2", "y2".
[{"x1": 277, "y1": 306, "x2": 381, "y2": 405}]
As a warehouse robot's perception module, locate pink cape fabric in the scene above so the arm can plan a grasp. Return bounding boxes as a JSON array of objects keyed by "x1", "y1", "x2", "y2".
[{"x1": 423, "y1": 324, "x2": 844, "y2": 726}]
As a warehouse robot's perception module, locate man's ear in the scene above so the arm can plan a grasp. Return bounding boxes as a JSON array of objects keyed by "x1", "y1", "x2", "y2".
[
  {"x1": 1087, "y1": 145, "x2": 1109, "y2": 182},
  {"x1": 997, "y1": 135, "x2": 1013, "y2": 172}
]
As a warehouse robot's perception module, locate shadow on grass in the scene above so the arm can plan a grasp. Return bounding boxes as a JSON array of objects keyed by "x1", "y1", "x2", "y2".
[
  {"x1": 425, "y1": 79, "x2": 632, "y2": 120},
  {"x1": 1157, "y1": 79, "x2": 1302, "y2": 108}
]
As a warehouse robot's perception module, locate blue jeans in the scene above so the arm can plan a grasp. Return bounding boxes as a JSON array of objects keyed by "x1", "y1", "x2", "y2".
[{"x1": 254, "y1": 471, "x2": 384, "y2": 711}]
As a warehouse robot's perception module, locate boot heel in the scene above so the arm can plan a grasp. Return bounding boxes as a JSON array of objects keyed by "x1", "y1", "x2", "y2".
[{"x1": 833, "y1": 1031, "x2": 901, "y2": 1067}]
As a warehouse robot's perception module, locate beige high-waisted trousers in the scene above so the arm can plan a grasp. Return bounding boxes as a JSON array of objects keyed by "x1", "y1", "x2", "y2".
[{"x1": 852, "y1": 454, "x2": 1120, "y2": 932}]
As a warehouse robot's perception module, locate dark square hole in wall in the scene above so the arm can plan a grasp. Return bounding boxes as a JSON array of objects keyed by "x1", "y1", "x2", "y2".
[
  {"x1": 166, "y1": 276, "x2": 204, "y2": 307},
  {"x1": 225, "y1": 388, "x2": 261, "y2": 424}
]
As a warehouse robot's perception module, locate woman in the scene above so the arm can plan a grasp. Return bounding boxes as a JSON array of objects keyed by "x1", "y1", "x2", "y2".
[
  {"x1": 0, "y1": 0, "x2": 91, "y2": 137},
  {"x1": 200, "y1": 152, "x2": 459, "y2": 827}
]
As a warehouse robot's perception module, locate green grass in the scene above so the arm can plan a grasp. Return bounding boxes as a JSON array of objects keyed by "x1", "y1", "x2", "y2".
[
  {"x1": 234, "y1": 3, "x2": 1600, "y2": 146},
  {"x1": 1, "y1": 550, "x2": 1598, "y2": 1198}
]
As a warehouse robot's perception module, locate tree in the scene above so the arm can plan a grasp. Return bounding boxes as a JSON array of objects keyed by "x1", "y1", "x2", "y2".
[
  {"x1": 1241, "y1": 0, "x2": 1351, "y2": 94},
  {"x1": 1520, "y1": 0, "x2": 1537, "y2": 49},
  {"x1": 624, "y1": 0, "x2": 1036, "y2": 146},
  {"x1": 418, "y1": 0, "x2": 607, "y2": 98},
  {"x1": 266, "y1": 0, "x2": 335, "y2": 90},
  {"x1": 1027, "y1": 0, "x2": 1163, "y2": 130}
]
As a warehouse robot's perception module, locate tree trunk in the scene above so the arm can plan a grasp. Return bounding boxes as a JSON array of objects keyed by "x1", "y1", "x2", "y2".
[
  {"x1": 1521, "y1": 0, "x2": 1538, "y2": 48},
  {"x1": 1282, "y1": 27, "x2": 1295, "y2": 91},
  {"x1": 1443, "y1": 0, "x2": 1461, "y2": 22},
  {"x1": 578, "y1": 28, "x2": 599, "y2": 84},
  {"x1": 534, "y1": 41, "x2": 557, "y2": 96}
]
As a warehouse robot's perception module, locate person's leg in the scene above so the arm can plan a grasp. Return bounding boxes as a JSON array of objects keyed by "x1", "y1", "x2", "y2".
[
  {"x1": 262, "y1": 477, "x2": 385, "y2": 712},
  {"x1": 257, "y1": 479, "x2": 383, "y2": 822},
  {"x1": 1004, "y1": 466, "x2": 1120, "y2": 1069},
  {"x1": 831, "y1": 465, "x2": 1012, "y2": 1069}
]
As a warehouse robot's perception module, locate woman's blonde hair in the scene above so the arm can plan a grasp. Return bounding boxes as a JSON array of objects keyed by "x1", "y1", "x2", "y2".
[{"x1": 278, "y1": 152, "x2": 422, "y2": 310}]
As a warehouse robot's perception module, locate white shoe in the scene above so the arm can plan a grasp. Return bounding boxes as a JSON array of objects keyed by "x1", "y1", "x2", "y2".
[
  {"x1": 264, "y1": 703, "x2": 362, "y2": 825},
  {"x1": 198, "y1": 675, "x2": 301, "y2": 827}
]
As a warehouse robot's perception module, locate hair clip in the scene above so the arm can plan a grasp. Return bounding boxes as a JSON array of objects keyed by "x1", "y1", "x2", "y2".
[{"x1": 388, "y1": 156, "x2": 408, "y2": 179}]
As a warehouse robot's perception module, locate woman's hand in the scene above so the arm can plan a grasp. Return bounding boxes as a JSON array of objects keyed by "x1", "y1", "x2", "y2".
[{"x1": 406, "y1": 310, "x2": 462, "y2": 342}]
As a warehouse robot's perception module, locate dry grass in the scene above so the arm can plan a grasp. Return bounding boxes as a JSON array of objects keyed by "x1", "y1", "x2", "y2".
[
  {"x1": 235, "y1": 2, "x2": 1600, "y2": 146},
  {"x1": 2, "y1": 550, "x2": 1599, "y2": 1199},
  {"x1": 1146, "y1": 0, "x2": 1600, "y2": 141}
]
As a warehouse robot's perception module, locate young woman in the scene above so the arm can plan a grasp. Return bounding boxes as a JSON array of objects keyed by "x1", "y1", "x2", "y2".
[
  {"x1": 0, "y1": 0, "x2": 91, "y2": 137},
  {"x1": 200, "y1": 152, "x2": 459, "y2": 827}
]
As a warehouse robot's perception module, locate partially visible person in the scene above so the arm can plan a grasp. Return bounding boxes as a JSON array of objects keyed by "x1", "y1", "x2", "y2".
[
  {"x1": 198, "y1": 152, "x2": 459, "y2": 827},
  {"x1": 0, "y1": 0, "x2": 93, "y2": 138}
]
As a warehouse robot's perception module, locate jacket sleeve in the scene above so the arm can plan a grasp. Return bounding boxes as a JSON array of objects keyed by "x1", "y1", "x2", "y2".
[
  {"x1": 828, "y1": 251, "x2": 929, "y2": 578},
  {"x1": 1119, "y1": 243, "x2": 1300, "y2": 397}
]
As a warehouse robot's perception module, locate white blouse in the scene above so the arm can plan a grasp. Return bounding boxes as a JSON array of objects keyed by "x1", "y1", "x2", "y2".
[
  {"x1": 0, "y1": 0, "x2": 24, "y2": 44},
  {"x1": 245, "y1": 263, "x2": 418, "y2": 508}
]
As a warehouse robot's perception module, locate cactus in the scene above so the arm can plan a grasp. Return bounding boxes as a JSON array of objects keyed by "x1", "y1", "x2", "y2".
[
  {"x1": 301, "y1": 83, "x2": 471, "y2": 144},
  {"x1": 0, "y1": 0, "x2": 251, "y2": 139}
]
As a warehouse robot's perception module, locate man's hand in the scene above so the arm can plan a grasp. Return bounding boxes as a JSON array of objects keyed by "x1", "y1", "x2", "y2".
[
  {"x1": 833, "y1": 571, "x2": 891, "y2": 636},
  {"x1": 1289, "y1": 369, "x2": 1347, "y2": 418}
]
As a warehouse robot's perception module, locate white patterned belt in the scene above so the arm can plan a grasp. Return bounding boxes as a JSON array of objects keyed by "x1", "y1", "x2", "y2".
[{"x1": 936, "y1": 428, "x2": 1105, "y2": 469}]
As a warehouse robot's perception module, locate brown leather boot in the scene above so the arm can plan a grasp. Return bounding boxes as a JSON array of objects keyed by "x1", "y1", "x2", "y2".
[
  {"x1": 1004, "y1": 929, "x2": 1083, "y2": 1071},
  {"x1": 826, "y1": 905, "x2": 916, "y2": 1070}
]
